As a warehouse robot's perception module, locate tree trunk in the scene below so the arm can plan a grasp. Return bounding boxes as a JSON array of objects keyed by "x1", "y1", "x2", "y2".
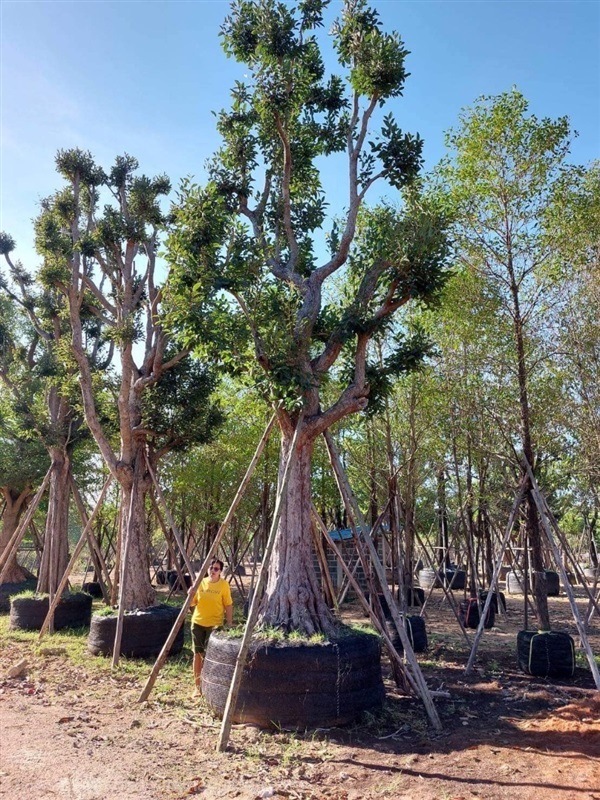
[
  {"x1": 0, "y1": 488, "x2": 34, "y2": 583},
  {"x1": 260, "y1": 432, "x2": 337, "y2": 636},
  {"x1": 508, "y1": 265, "x2": 550, "y2": 630},
  {"x1": 37, "y1": 450, "x2": 71, "y2": 596},
  {"x1": 118, "y1": 450, "x2": 156, "y2": 611}
]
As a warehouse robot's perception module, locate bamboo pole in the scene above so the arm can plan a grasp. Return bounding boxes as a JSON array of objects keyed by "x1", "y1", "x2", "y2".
[
  {"x1": 216, "y1": 416, "x2": 303, "y2": 752},
  {"x1": 138, "y1": 413, "x2": 277, "y2": 703},
  {"x1": 312, "y1": 507, "x2": 415, "y2": 690},
  {"x1": 145, "y1": 454, "x2": 195, "y2": 578},
  {"x1": 310, "y1": 517, "x2": 338, "y2": 613},
  {"x1": 111, "y1": 469, "x2": 138, "y2": 669},
  {"x1": 323, "y1": 430, "x2": 442, "y2": 732},
  {"x1": 70, "y1": 476, "x2": 113, "y2": 600},
  {"x1": 0, "y1": 468, "x2": 51, "y2": 581},
  {"x1": 413, "y1": 527, "x2": 472, "y2": 648},
  {"x1": 313, "y1": 507, "x2": 418, "y2": 696},
  {"x1": 524, "y1": 464, "x2": 600, "y2": 690},
  {"x1": 465, "y1": 479, "x2": 527, "y2": 675},
  {"x1": 38, "y1": 476, "x2": 114, "y2": 639}
]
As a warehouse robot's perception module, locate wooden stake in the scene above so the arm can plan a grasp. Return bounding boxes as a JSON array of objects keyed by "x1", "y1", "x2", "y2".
[
  {"x1": 112, "y1": 469, "x2": 138, "y2": 669},
  {"x1": 70, "y1": 476, "x2": 113, "y2": 600},
  {"x1": 216, "y1": 415, "x2": 303, "y2": 752},
  {"x1": 138, "y1": 413, "x2": 277, "y2": 703},
  {"x1": 38, "y1": 476, "x2": 114, "y2": 638},
  {"x1": 524, "y1": 463, "x2": 600, "y2": 690},
  {"x1": 145, "y1": 454, "x2": 195, "y2": 578},
  {"x1": 0, "y1": 468, "x2": 51, "y2": 581},
  {"x1": 323, "y1": 430, "x2": 442, "y2": 732},
  {"x1": 465, "y1": 479, "x2": 527, "y2": 675}
]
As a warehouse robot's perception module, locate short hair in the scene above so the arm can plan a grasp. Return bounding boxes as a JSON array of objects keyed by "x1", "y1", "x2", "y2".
[{"x1": 210, "y1": 558, "x2": 224, "y2": 571}]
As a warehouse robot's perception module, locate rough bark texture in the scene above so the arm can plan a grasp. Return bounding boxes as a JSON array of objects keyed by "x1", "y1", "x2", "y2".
[
  {"x1": 37, "y1": 450, "x2": 71, "y2": 596},
  {"x1": 0, "y1": 488, "x2": 33, "y2": 584},
  {"x1": 117, "y1": 450, "x2": 156, "y2": 611},
  {"x1": 260, "y1": 433, "x2": 337, "y2": 636}
]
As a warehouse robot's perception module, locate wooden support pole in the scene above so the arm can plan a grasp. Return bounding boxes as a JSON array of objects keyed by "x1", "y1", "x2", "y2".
[
  {"x1": 524, "y1": 463, "x2": 600, "y2": 690},
  {"x1": 465, "y1": 479, "x2": 527, "y2": 675},
  {"x1": 323, "y1": 430, "x2": 442, "y2": 732},
  {"x1": 145, "y1": 454, "x2": 195, "y2": 578},
  {"x1": 313, "y1": 506, "x2": 419, "y2": 697},
  {"x1": 0, "y1": 468, "x2": 51, "y2": 581},
  {"x1": 112, "y1": 470, "x2": 138, "y2": 670},
  {"x1": 70, "y1": 476, "x2": 113, "y2": 601},
  {"x1": 413, "y1": 527, "x2": 472, "y2": 648},
  {"x1": 216, "y1": 416, "x2": 303, "y2": 752},
  {"x1": 38, "y1": 476, "x2": 114, "y2": 639},
  {"x1": 138, "y1": 413, "x2": 277, "y2": 703}
]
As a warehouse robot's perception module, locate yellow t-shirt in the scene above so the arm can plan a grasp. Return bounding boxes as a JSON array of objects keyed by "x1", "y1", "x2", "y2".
[{"x1": 191, "y1": 577, "x2": 232, "y2": 628}]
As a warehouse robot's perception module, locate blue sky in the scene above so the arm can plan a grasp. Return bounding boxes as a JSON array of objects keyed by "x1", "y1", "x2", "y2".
[{"x1": 1, "y1": 0, "x2": 599, "y2": 268}]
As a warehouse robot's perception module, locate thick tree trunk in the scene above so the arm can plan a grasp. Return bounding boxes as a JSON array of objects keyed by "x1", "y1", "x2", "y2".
[
  {"x1": 37, "y1": 450, "x2": 71, "y2": 596},
  {"x1": 260, "y1": 432, "x2": 337, "y2": 636},
  {"x1": 118, "y1": 449, "x2": 156, "y2": 611},
  {"x1": 0, "y1": 488, "x2": 34, "y2": 584}
]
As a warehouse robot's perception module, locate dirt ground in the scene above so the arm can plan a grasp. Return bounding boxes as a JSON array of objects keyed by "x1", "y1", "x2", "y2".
[{"x1": 1, "y1": 587, "x2": 599, "y2": 800}]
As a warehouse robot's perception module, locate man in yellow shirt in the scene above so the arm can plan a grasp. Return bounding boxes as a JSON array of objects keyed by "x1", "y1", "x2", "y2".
[{"x1": 190, "y1": 558, "x2": 233, "y2": 695}]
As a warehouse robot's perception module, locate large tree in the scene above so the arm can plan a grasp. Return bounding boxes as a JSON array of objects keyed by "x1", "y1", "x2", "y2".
[{"x1": 167, "y1": 0, "x2": 449, "y2": 635}]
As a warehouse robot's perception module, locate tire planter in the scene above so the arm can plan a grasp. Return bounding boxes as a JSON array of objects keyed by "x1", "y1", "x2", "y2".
[
  {"x1": 479, "y1": 589, "x2": 506, "y2": 615},
  {"x1": 9, "y1": 592, "x2": 92, "y2": 631},
  {"x1": 398, "y1": 587, "x2": 425, "y2": 607},
  {"x1": 418, "y1": 567, "x2": 440, "y2": 591},
  {"x1": 201, "y1": 630, "x2": 385, "y2": 729},
  {"x1": 81, "y1": 581, "x2": 103, "y2": 598},
  {"x1": 506, "y1": 570, "x2": 527, "y2": 594},
  {"x1": 0, "y1": 579, "x2": 37, "y2": 614},
  {"x1": 517, "y1": 630, "x2": 575, "y2": 679},
  {"x1": 384, "y1": 615, "x2": 428, "y2": 654},
  {"x1": 167, "y1": 570, "x2": 191, "y2": 590},
  {"x1": 459, "y1": 598, "x2": 495, "y2": 630},
  {"x1": 87, "y1": 604, "x2": 184, "y2": 658},
  {"x1": 532, "y1": 570, "x2": 560, "y2": 597},
  {"x1": 443, "y1": 568, "x2": 466, "y2": 590}
]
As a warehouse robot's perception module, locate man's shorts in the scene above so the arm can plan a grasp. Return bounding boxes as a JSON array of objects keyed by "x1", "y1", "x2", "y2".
[{"x1": 191, "y1": 623, "x2": 214, "y2": 654}]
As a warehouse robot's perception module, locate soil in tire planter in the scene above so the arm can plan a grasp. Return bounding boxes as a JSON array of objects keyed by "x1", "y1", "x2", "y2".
[
  {"x1": 0, "y1": 579, "x2": 37, "y2": 614},
  {"x1": 9, "y1": 592, "x2": 92, "y2": 631},
  {"x1": 87, "y1": 604, "x2": 184, "y2": 658},
  {"x1": 201, "y1": 630, "x2": 385, "y2": 729}
]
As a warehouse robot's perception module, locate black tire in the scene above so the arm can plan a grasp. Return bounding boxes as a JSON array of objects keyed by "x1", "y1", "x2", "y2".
[
  {"x1": 459, "y1": 598, "x2": 495, "y2": 630},
  {"x1": 0, "y1": 579, "x2": 37, "y2": 614},
  {"x1": 81, "y1": 581, "x2": 103, "y2": 598},
  {"x1": 444, "y1": 568, "x2": 466, "y2": 590},
  {"x1": 87, "y1": 604, "x2": 184, "y2": 658},
  {"x1": 397, "y1": 587, "x2": 424, "y2": 607},
  {"x1": 532, "y1": 570, "x2": 560, "y2": 597},
  {"x1": 9, "y1": 592, "x2": 92, "y2": 631},
  {"x1": 479, "y1": 590, "x2": 506, "y2": 614},
  {"x1": 407, "y1": 615, "x2": 428, "y2": 652},
  {"x1": 201, "y1": 630, "x2": 385, "y2": 729},
  {"x1": 167, "y1": 570, "x2": 191, "y2": 590},
  {"x1": 517, "y1": 630, "x2": 575, "y2": 678}
]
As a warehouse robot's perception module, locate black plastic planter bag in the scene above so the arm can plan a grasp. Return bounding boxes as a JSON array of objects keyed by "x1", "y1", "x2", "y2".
[
  {"x1": 460, "y1": 598, "x2": 495, "y2": 630},
  {"x1": 517, "y1": 630, "x2": 576, "y2": 678}
]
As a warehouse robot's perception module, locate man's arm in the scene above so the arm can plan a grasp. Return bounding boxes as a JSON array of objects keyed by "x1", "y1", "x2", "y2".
[{"x1": 225, "y1": 604, "x2": 233, "y2": 626}]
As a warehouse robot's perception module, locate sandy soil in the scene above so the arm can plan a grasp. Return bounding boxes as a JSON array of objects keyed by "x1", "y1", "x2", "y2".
[{"x1": 1, "y1": 589, "x2": 599, "y2": 800}]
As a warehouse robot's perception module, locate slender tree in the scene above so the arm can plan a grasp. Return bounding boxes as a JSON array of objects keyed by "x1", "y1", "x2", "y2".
[{"x1": 438, "y1": 89, "x2": 577, "y2": 629}]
